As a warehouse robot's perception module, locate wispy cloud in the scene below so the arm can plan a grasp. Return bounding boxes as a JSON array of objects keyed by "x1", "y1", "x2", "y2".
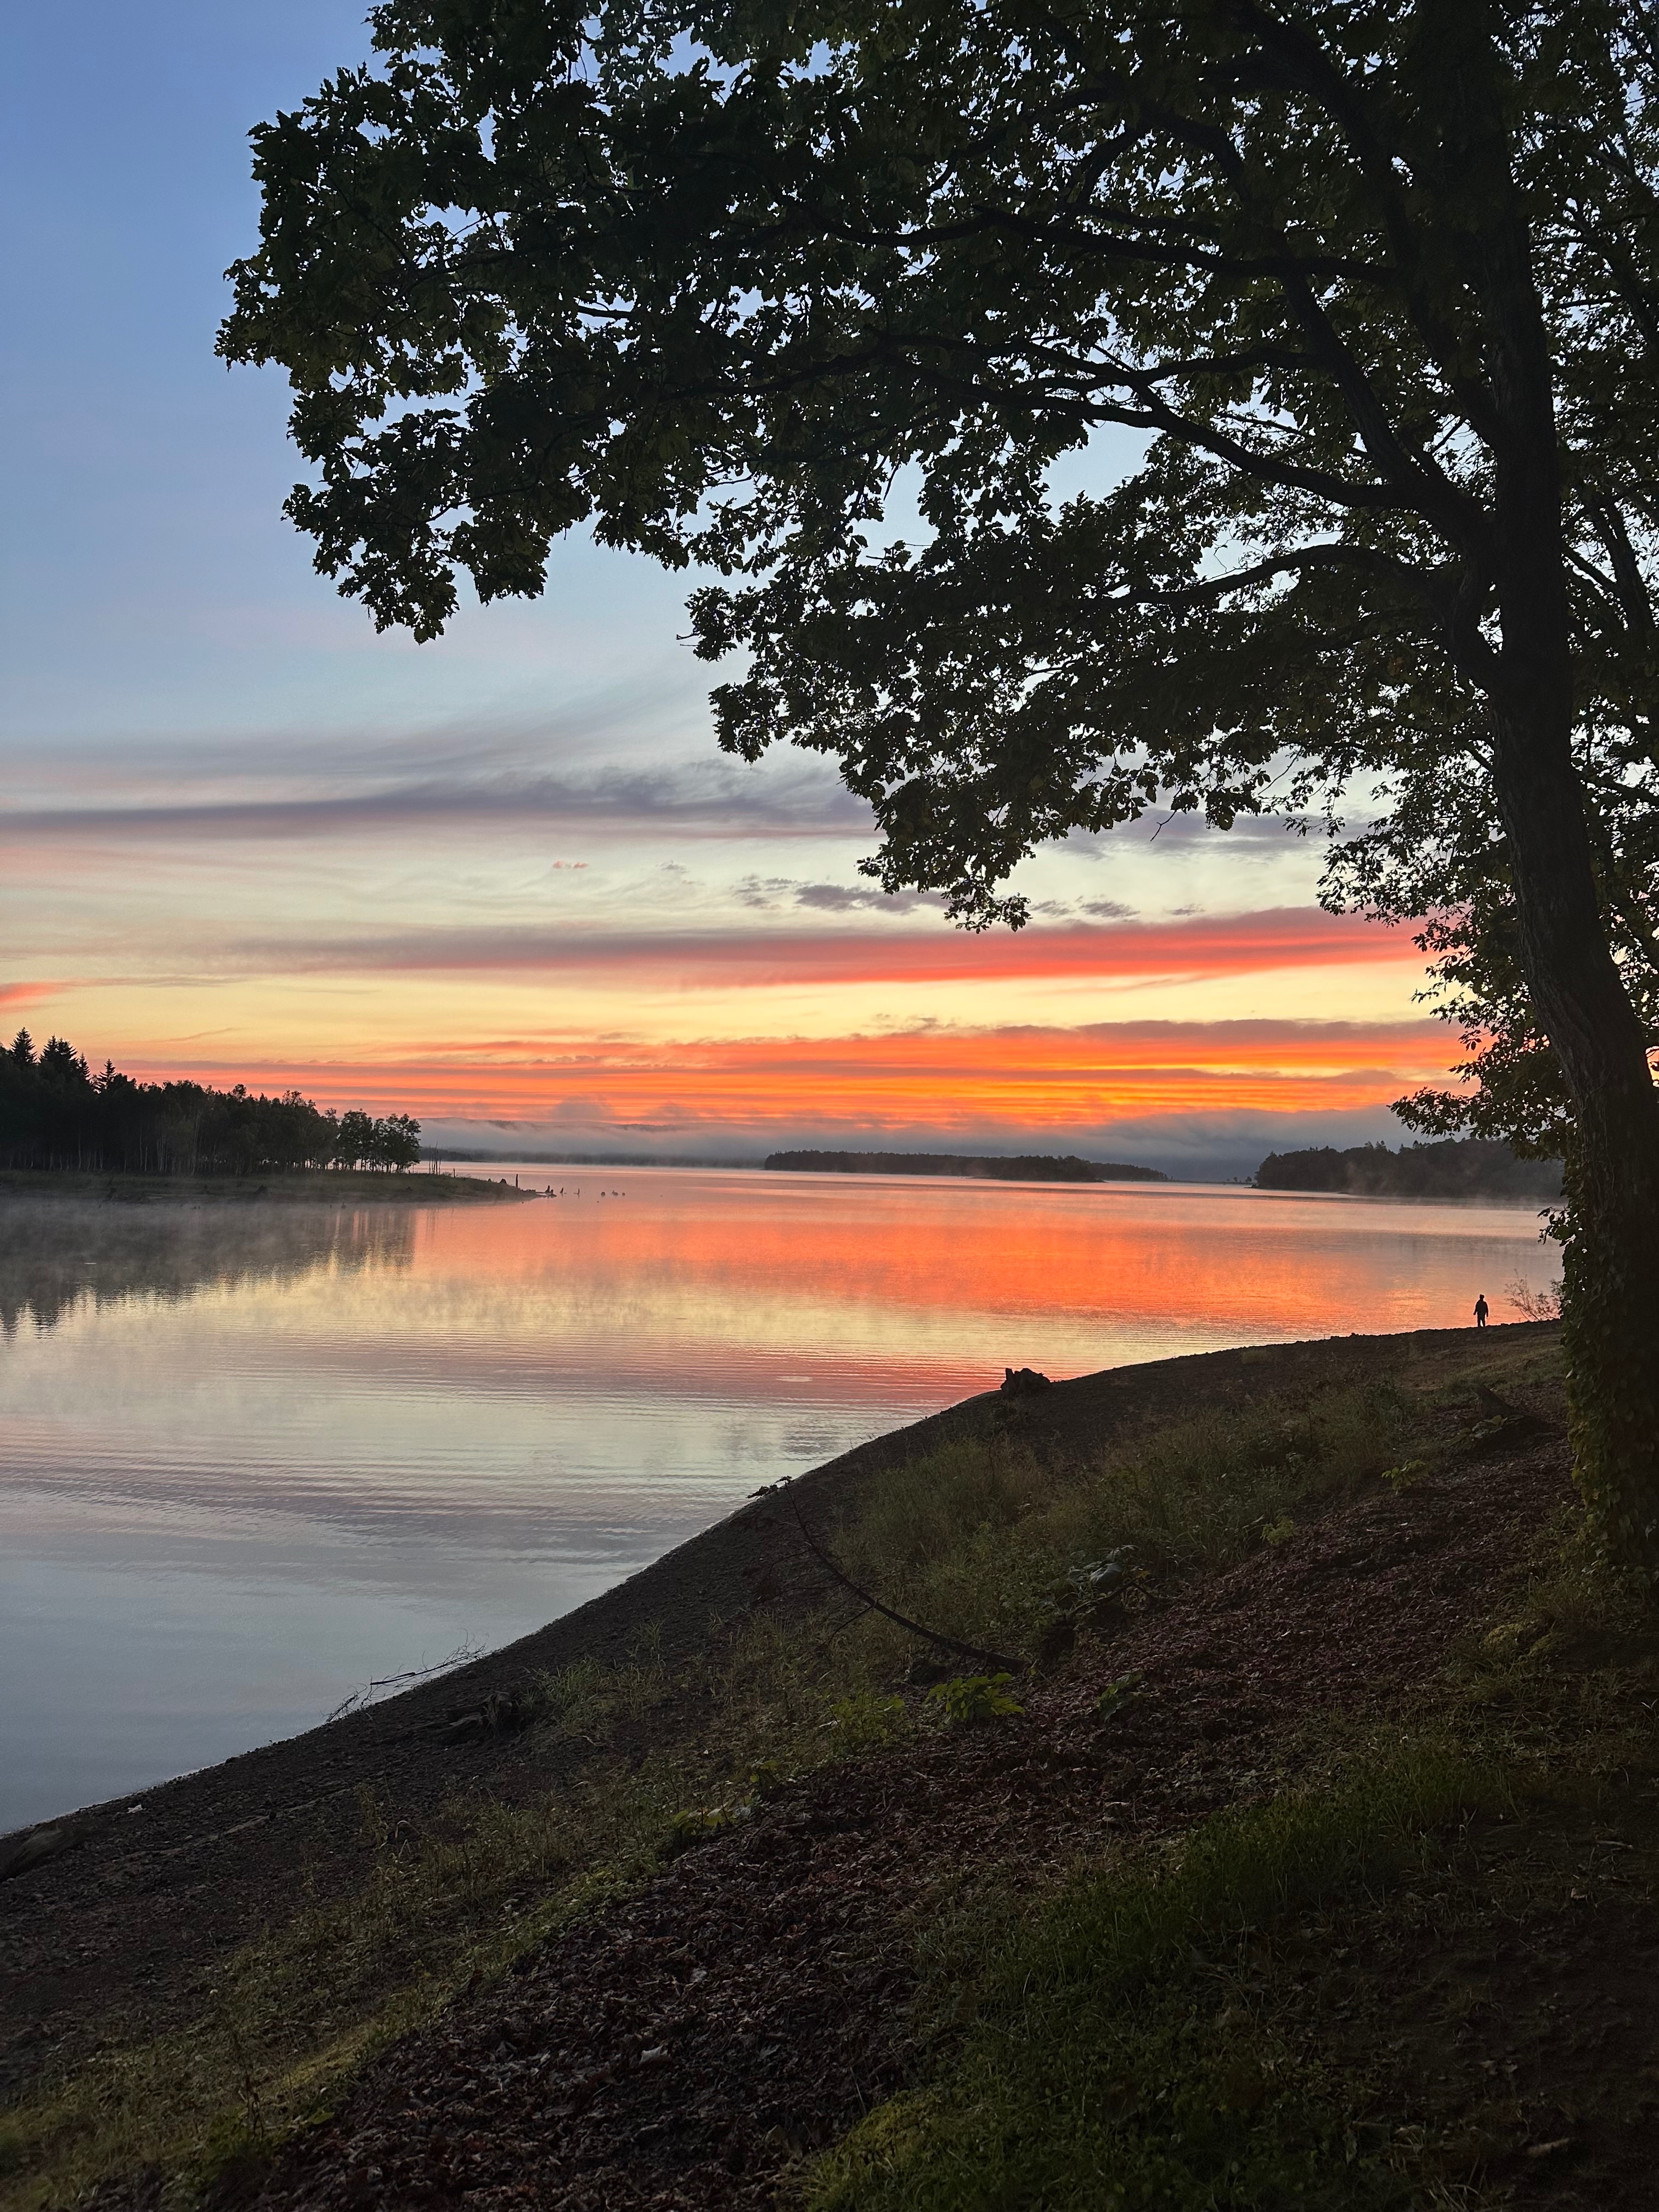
[
  {"x1": 0, "y1": 751, "x2": 869, "y2": 848},
  {"x1": 790, "y1": 882, "x2": 941, "y2": 913},
  {"x1": 213, "y1": 907, "x2": 1413, "y2": 990},
  {"x1": 733, "y1": 875, "x2": 943, "y2": 913}
]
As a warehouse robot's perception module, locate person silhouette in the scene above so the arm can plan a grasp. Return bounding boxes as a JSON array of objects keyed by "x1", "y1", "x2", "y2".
[{"x1": 1474, "y1": 1293, "x2": 1489, "y2": 1329}]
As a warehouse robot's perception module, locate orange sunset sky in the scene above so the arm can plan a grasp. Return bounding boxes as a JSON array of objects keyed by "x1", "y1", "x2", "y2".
[
  {"x1": 2, "y1": 679, "x2": 1452, "y2": 1177},
  {"x1": 2, "y1": 4, "x2": 1459, "y2": 1179}
]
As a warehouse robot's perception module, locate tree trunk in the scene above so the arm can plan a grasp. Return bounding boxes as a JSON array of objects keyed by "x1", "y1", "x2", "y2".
[
  {"x1": 1440, "y1": 9, "x2": 1659, "y2": 1566},
  {"x1": 1490, "y1": 699, "x2": 1659, "y2": 1566},
  {"x1": 1484, "y1": 442, "x2": 1659, "y2": 1565},
  {"x1": 1478, "y1": 323, "x2": 1656, "y2": 1546}
]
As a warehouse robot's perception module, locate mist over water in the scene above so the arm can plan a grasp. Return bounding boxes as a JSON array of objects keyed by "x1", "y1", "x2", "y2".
[
  {"x1": 0, "y1": 1169, "x2": 1553, "y2": 1830},
  {"x1": 0, "y1": 1199, "x2": 416, "y2": 1337}
]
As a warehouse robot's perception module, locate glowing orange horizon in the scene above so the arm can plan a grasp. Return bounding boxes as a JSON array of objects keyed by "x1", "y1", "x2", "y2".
[{"x1": 105, "y1": 1015, "x2": 1460, "y2": 1133}]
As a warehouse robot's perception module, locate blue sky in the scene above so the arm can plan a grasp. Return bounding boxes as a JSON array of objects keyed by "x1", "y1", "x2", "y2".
[{"x1": 2, "y1": 1, "x2": 708, "y2": 744}]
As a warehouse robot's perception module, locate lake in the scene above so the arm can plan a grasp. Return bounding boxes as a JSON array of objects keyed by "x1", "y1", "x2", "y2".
[{"x1": 0, "y1": 1167, "x2": 1555, "y2": 1831}]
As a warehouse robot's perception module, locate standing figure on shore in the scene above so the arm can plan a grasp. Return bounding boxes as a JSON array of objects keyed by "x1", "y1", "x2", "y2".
[{"x1": 1474, "y1": 1294, "x2": 1489, "y2": 1330}]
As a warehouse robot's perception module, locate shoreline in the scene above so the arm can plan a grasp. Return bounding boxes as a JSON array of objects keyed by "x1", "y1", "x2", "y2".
[
  {"x1": 4, "y1": 1321, "x2": 1545, "y2": 1848},
  {"x1": 0, "y1": 1166, "x2": 534, "y2": 1206},
  {"x1": 0, "y1": 1163, "x2": 1560, "y2": 1217},
  {"x1": 2, "y1": 1328, "x2": 1553, "y2": 2067},
  {"x1": 2, "y1": 1317, "x2": 1585, "y2": 2203}
]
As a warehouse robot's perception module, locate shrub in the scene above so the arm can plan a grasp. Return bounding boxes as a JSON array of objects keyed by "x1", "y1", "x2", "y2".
[
  {"x1": 822, "y1": 1379, "x2": 1414, "y2": 1681},
  {"x1": 924, "y1": 1675, "x2": 1024, "y2": 1726},
  {"x1": 1381, "y1": 1460, "x2": 1430, "y2": 1493}
]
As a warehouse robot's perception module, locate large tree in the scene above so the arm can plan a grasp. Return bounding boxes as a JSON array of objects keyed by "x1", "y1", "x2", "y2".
[{"x1": 222, "y1": 0, "x2": 1659, "y2": 1558}]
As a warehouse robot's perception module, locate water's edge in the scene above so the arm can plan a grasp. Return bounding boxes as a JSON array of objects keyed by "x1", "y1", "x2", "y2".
[{"x1": 4, "y1": 1320, "x2": 1547, "y2": 1846}]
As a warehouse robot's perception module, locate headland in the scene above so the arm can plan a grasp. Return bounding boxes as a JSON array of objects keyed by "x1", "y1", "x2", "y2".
[{"x1": 0, "y1": 1167, "x2": 533, "y2": 1206}]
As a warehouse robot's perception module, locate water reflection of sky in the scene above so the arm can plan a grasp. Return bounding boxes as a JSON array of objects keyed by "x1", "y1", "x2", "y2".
[{"x1": 0, "y1": 1170, "x2": 1554, "y2": 1829}]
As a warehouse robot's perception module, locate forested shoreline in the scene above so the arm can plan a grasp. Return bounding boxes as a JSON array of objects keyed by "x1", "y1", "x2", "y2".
[
  {"x1": 1255, "y1": 1139, "x2": 1562, "y2": 1202},
  {"x1": 0, "y1": 1031, "x2": 420, "y2": 1177}
]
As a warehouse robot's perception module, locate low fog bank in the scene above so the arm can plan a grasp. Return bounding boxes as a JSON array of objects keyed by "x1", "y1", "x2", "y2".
[{"x1": 0, "y1": 1200, "x2": 416, "y2": 1337}]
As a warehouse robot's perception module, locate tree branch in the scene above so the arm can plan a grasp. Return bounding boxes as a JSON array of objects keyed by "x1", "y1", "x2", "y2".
[
  {"x1": 782, "y1": 1480, "x2": 1026, "y2": 1677},
  {"x1": 1231, "y1": 0, "x2": 1505, "y2": 450},
  {"x1": 1126, "y1": 540, "x2": 1439, "y2": 614}
]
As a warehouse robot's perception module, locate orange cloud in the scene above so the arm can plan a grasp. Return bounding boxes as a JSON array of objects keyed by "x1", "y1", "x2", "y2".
[{"x1": 122, "y1": 1017, "x2": 1453, "y2": 1133}]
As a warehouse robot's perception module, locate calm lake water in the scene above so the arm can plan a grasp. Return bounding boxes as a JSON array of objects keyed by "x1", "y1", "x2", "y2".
[{"x1": 0, "y1": 1167, "x2": 1555, "y2": 1830}]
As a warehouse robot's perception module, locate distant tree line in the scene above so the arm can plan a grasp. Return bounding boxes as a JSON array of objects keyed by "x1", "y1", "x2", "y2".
[
  {"x1": 1255, "y1": 1140, "x2": 1562, "y2": 1203},
  {"x1": 765, "y1": 1150, "x2": 1167, "y2": 1184},
  {"x1": 0, "y1": 1032, "x2": 421, "y2": 1177}
]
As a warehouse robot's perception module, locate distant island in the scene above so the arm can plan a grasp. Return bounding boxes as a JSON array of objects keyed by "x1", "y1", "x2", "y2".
[
  {"x1": 1255, "y1": 1138, "x2": 1562, "y2": 1201},
  {"x1": 423, "y1": 1148, "x2": 752, "y2": 1169},
  {"x1": 764, "y1": 1149, "x2": 1169, "y2": 1184}
]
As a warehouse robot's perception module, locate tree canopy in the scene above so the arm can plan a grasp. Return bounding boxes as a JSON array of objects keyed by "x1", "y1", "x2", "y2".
[
  {"x1": 222, "y1": 0, "x2": 1659, "y2": 1553},
  {"x1": 222, "y1": 1, "x2": 1654, "y2": 1098},
  {"x1": 0, "y1": 1032, "x2": 421, "y2": 1177},
  {"x1": 1255, "y1": 1136, "x2": 1562, "y2": 1201}
]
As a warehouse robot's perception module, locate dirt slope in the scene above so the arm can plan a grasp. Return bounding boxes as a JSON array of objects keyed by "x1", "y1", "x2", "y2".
[
  {"x1": 1, "y1": 1327, "x2": 1526, "y2": 2116},
  {"x1": 199, "y1": 1417, "x2": 1633, "y2": 2209}
]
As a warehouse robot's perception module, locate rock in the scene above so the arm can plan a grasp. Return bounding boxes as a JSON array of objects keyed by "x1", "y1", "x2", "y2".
[
  {"x1": 0, "y1": 1824, "x2": 84, "y2": 1882},
  {"x1": 1001, "y1": 1366, "x2": 1052, "y2": 1397}
]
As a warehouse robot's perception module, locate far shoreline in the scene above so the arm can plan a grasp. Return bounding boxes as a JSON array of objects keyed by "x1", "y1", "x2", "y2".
[
  {"x1": 21, "y1": 1163, "x2": 1556, "y2": 1215},
  {"x1": 0, "y1": 1166, "x2": 535, "y2": 1206}
]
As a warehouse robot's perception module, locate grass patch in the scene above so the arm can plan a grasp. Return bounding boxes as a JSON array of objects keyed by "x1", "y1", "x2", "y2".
[
  {"x1": 803, "y1": 1746, "x2": 1517, "y2": 2211},
  {"x1": 799, "y1": 1426, "x2": 1659, "y2": 2212},
  {"x1": 826, "y1": 1376, "x2": 1418, "y2": 1675},
  {"x1": 0, "y1": 1770, "x2": 669, "y2": 2207}
]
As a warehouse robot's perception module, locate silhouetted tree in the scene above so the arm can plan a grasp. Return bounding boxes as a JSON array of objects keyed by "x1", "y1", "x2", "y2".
[
  {"x1": 221, "y1": 0, "x2": 1659, "y2": 1561},
  {"x1": 0, "y1": 1040, "x2": 419, "y2": 1180},
  {"x1": 371, "y1": 1113, "x2": 422, "y2": 1172},
  {"x1": 334, "y1": 1108, "x2": 375, "y2": 1170}
]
